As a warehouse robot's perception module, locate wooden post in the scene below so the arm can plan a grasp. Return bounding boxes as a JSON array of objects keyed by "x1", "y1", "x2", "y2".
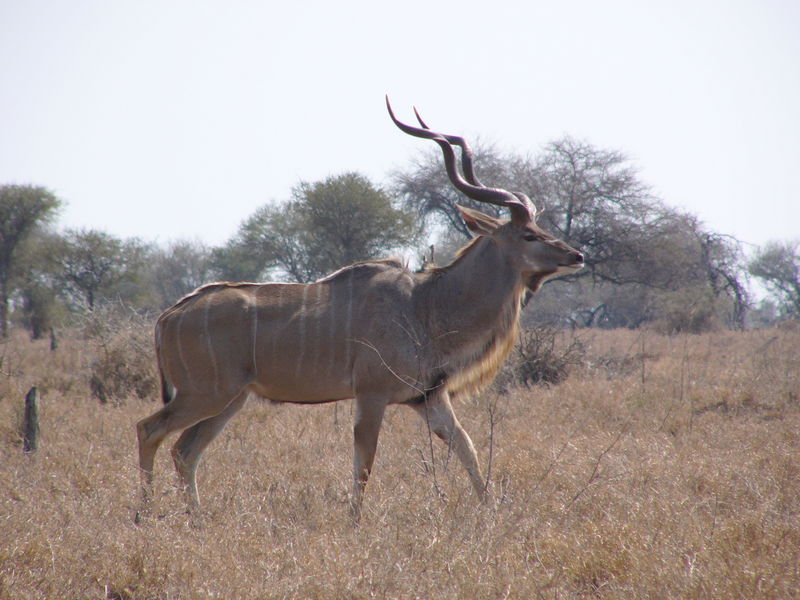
[{"x1": 23, "y1": 386, "x2": 39, "y2": 453}]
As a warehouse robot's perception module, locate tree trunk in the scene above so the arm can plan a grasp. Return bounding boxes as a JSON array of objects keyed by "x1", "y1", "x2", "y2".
[
  {"x1": 23, "y1": 386, "x2": 40, "y2": 453},
  {"x1": 0, "y1": 278, "x2": 8, "y2": 338}
]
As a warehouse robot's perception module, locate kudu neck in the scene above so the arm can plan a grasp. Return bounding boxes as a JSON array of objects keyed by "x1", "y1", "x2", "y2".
[{"x1": 428, "y1": 236, "x2": 523, "y2": 336}]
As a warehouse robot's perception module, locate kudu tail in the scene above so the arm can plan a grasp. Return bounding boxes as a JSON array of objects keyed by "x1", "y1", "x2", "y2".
[
  {"x1": 154, "y1": 319, "x2": 175, "y2": 405},
  {"x1": 159, "y1": 367, "x2": 175, "y2": 404}
]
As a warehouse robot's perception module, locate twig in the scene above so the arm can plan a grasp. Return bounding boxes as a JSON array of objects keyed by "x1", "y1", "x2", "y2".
[
  {"x1": 484, "y1": 396, "x2": 498, "y2": 495},
  {"x1": 350, "y1": 338, "x2": 425, "y2": 395},
  {"x1": 564, "y1": 424, "x2": 628, "y2": 511},
  {"x1": 531, "y1": 440, "x2": 570, "y2": 496},
  {"x1": 422, "y1": 397, "x2": 446, "y2": 501}
]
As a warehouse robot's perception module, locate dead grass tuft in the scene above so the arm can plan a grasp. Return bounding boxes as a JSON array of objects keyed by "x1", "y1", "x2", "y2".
[{"x1": 1, "y1": 326, "x2": 799, "y2": 598}]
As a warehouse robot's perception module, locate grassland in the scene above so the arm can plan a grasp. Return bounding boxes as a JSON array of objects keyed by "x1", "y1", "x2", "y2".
[{"x1": 1, "y1": 321, "x2": 799, "y2": 599}]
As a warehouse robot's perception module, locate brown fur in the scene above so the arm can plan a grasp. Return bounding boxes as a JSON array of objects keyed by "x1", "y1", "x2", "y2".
[
  {"x1": 137, "y1": 224, "x2": 580, "y2": 520},
  {"x1": 136, "y1": 111, "x2": 584, "y2": 521}
]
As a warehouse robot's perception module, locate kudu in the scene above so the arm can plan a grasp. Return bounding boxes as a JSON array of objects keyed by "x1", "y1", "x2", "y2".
[{"x1": 136, "y1": 99, "x2": 584, "y2": 521}]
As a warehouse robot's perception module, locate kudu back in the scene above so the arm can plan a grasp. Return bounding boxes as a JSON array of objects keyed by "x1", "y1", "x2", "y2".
[{"x1": 136, "y1": 99, "x2": 584, "y2": 520}]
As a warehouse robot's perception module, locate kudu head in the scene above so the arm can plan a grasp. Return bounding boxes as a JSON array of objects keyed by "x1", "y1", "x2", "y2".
[{"x1": 386, "y1": 97, "x2": 584, "y2": 291}]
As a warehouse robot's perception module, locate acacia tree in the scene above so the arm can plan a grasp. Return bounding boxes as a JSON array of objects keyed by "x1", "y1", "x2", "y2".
[
  {"x1": 749, "y1": 240, "x2": 800, "y2": 318},
  {"x1": 692, "y1": 226, "x2": 749, "y2": 329},
  {"x1": 216, "y1": 172, "x2": 416, "y2": 282},
  {"x1": 0, "y1": 185, "x2": 60, "y2": 337},
  {"x1": 49, "y1": 228, "x2": 147, "y2": 310},
  {"x1": 393, "y1": 141, "x2": 508, "y2": 238},
  {"x1": 13, "y1": 229, "x2": 65, "y2": 339},
  {"x1": 148, "y1": 240, "x2": 213, "y2": 309},
  {"x1": 520, "y1": 137, "x2": 680, "y2": 289}
]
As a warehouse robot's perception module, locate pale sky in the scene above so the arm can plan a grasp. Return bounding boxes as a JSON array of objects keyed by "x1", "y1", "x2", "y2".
[{"x1": 2, "y1": 0, "x2": 798, "y2": 251}]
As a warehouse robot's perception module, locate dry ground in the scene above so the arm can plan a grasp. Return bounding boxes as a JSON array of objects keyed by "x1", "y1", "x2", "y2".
[{"x1": 1, "y1": 322, "x2": 799, "y2": 599}]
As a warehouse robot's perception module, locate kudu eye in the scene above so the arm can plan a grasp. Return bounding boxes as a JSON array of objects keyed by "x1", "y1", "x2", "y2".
[{"x1": 523, "y1": 233, "x2": 538, "y2": 242}]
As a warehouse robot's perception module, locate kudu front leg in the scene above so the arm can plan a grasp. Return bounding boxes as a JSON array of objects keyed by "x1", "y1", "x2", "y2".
[
  {"x1": 414, "y1": 390, "x2": 487, "y2": 501},
  {"x1": 351, "y1": 395, "x2": 387, "y2": 522}
]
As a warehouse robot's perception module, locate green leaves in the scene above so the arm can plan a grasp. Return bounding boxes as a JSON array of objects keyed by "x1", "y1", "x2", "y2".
[
  {"x1": 0, "y1": 184, "x2": 61, "y2": 336},
  {"x1": 749, "y1": 241, "x2": 800, "y2": 318},
  {"x1": 216, "y1": 172, "x2": 416, "y2": 283}
]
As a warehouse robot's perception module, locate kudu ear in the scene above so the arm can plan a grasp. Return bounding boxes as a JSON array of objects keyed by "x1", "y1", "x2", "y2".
[{"x1": 456, "y1": 204, "x2": 502, "y2": 237}]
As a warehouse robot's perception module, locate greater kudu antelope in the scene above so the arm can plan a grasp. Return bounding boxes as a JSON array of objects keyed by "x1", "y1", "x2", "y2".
[{"x1": 136, "y1": 99, "x2": 584, "y2": 520}]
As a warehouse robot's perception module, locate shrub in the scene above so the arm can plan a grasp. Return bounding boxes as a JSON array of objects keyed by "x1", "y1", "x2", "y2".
[
  {"x1": 496, "y1": 325, "x2": 586, "y2": 390},
  {"x1": 650, "y1": 286, "x2": 723, "y2": 334},
  {"x1": 80, "y1": 304, "x2": 158, "y2": 403}
]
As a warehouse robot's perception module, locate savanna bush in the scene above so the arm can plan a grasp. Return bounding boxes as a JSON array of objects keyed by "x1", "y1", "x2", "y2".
[
  {"x1": 496, "y1": 325, "x2": 586, "y2": 391},
  {"x1": 80, "y1": 303, "x2": 158, "y2": 403},
  {"x1": 650, "y1": 286, "x2": 724, "y2": 334}
]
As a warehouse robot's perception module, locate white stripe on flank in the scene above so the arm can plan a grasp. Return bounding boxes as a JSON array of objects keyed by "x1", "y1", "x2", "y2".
[
  {"x1": 327, "y1": 281, "x2": 337, "y2": 377},
  {"x1": 154, "y1": 320, "x2": 164, "y2": 356},
  {"x1": 271, "y1": 285, "x2": 283, "y2": 366},
  {"x1": 310, "y1": 284, "x2": 323, "y2": 374},
  {"x1": 295, "y1": 285, "x2": 310, "y2": 379},
  {"x1": 345, "y1": 270, "x2": 354, "y2": 368},
  {"x1": 250, "y1": 287, "x2": 259, "y2": 380},
  {"x1": 204, "y1": 294, "x2": 220, "y2": 394},
  {"x1": 176, "y1": 308, "x2": 192, "y2": 389}
]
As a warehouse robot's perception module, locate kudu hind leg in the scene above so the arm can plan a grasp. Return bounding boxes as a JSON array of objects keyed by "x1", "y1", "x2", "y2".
[
  {"x1": 171, "y1": 391, "x2": 249, "y2": 512},
  {"x1": 136, "y1": 389, "x2": 238, "y2": 513},
  {"x1": 136, "y1": 408, "x2": 173, "y2": 512},
  {"x1": 414, "y1": 391, "x2": 486, "y2": 500},
  {"x1": 351, "y1": 396, "x2": 387, "y2": 522}
]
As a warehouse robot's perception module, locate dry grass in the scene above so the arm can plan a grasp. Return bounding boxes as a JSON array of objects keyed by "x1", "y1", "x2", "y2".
[{"x1": 1, "y1": 323, "x2": 799, "y2": 599}]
